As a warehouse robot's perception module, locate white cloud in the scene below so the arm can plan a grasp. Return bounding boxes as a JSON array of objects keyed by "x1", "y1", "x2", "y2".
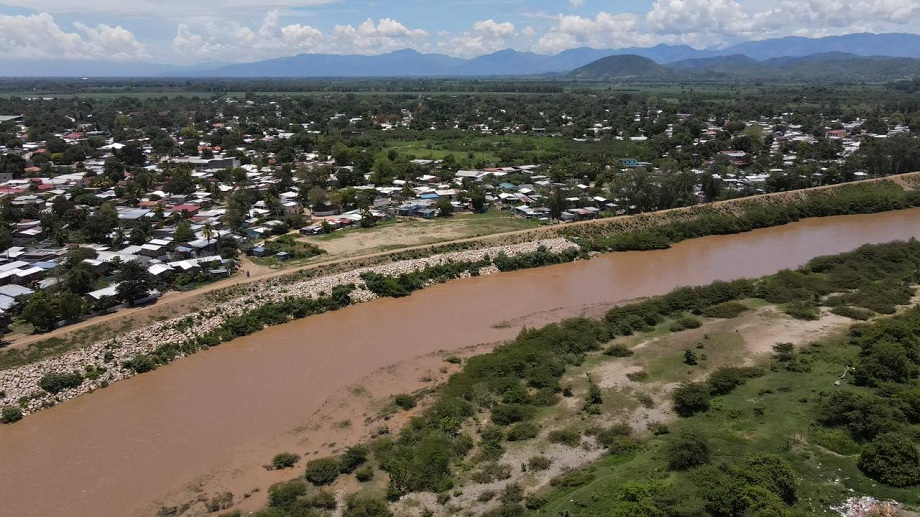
[
  {"x1": 0, "y1": 13, "x2": 149, "y2": 61},
  {"x1": 473, "y1": 20, "x2": 516, "y2": 39},
  {"x1": 437, "y1": 20, "x2": 519, "y2": 58},
  {"x1": 173, "y1": 11, "x2": 326, "y2": 62},
  {"x1": 4, "y1": 1, "x2": 920, "y2": 63},
  {"x1": 644, "y1": 0, "x2": 920, "y2": 46},
  {"x1": 330, "y1": 18, "x2": 429, "y2": 54},
  {"x1": 0, "y1": 1, "x2": 339, "y2": 22},
  {"x1": 535, "y1": 12, "x2": 653, "y2": 53},
  {"x1": 173, "y1": 12, "x2": 430, "y2": 61}
]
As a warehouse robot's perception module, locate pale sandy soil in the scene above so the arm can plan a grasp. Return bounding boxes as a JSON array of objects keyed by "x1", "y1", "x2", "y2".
[
  {"x1": 735, "y1": 306, "x2": 853, "y2": 361},
  {"x1": 310, "y1": 218, "x2": 470, "y2": 257}
]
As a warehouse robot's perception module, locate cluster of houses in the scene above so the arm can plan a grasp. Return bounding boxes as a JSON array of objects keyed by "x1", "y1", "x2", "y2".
[{"x1": 0, "y1": 99, "x2": 911, "y2": 331}]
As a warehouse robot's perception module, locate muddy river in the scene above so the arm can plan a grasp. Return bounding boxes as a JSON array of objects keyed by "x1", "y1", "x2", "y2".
[{"x1": 2, "y1": 208, "x2": 920, "y2": 516}]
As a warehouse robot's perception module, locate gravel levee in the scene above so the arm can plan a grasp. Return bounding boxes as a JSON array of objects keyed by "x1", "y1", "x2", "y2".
[{"x1": 0, "y1": 238, "x2": 579, "y2": 417}]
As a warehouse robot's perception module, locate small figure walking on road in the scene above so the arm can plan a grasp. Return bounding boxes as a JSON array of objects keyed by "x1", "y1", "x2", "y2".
[{"x1": 246, "y1": 271, "x2": 250, "y2": 278}]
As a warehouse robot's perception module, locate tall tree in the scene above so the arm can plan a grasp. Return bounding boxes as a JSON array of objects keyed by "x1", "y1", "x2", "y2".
[
  {"x1": 546, "y1": 188, "x2": 568, "y2": 220},
  {"x1": 115, "y1": 260, "x2": 154, "y2": 306}
]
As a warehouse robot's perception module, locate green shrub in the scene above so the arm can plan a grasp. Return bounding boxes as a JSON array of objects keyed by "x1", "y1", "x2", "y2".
[
  {"x1": 482, "y1": 504, "x2": 526, "y2": 517},
  {"x1": 742, "y1": 454, "x2": 799, "y2": 504},
  {"x1": 271, "y1": 452, "x2": 300, "y2": 469},
  {"x1": 627, "y1": 370, "x2": 650, "y2": 382},
  {"x1": 858, "y1": 432, "x2": 920, "y2": 487},
  {"x1": 267, "y1": 479, "x2": 307, "y2": 509},
  {"x1": 531, "y1": 387, "x2": 558, "y2": 406},
  {"x1": 308, "y1": 491, "x2": 337, "y2": 510},
  {"x1": 830, "y1": 305, "x2": 873, "y2": 321},
  {"x1": 672, "y1": 382, "x2": 711, "y2": 417},
  {"x1": 355, "y1": 464, "x2": 374, "y2": 482},
  {"x1": 583, "y1": 379, "x2": 603, "y2": 412},
  {"x1": 783, "y1": 302, "x2": 820, "y2": 321},
  {"x1": 525, "y1": 495, "x2": 548, "y2": 510},
  {"x1": 343, "y1": 495, "x2": 392, "y2": 517},
  {"x1": 394, "y1": 394, "x2": 416, "y2": 410},
  {"x1": 339, "y1": 445, "x2": 368, "y2": 474},
  {"x1": 701, "y1": 301, "x2": 749, "y2": 319},
  {"x1": 550, "y1": 469, "x2": 595, "y2": 489},
  {"x1": 667, "y1": 429, "x2": 710, "y2": 471},
  {"x1": 125, "y1": 354, "x2": 156, "y2": 373},
  {"x1": 491, "y1": 404, "x2": 534, "y2": 426},
  {"x1": 305, "y1": 457, "x2": 341, "y2": 486},
  {"x1": 528, "y1": 455, "x2": 552, "y2": 471},
  {"x1": 594, "y1": 424, "x2": 634, "y2": 450},
  {"x1": 707, "y1": 366, "x2": 763, "y2": 396},
  {"x1": 548, "y1": 428, "x2": 582, "y2": 447},
  {"x1": 38, "y1": 371, "x2": 84, "y2": 394},
  {"x1": 649, "y1": 422, "x2": 670, "y2": 435},
  {"x1": 1, "y1": 405, "x2": 23, "y2": 424},
  {"x1": 500, "y1": 483, "x2": 524, "y2": 504},
  {"x1": 604, "y1": 344, "x2": 634, "y2": 357},
  {"x1": 809, "y1": 428, "x2": 862, "y2": 455},
  {"x1": 206, "y1": 492, "x2": 234, "y2": 512},
  {"x1": 670, "y1": 316, "x2": 703, "y2": 332},
  {"x1": 471, "y1": 462, "x2": 512, "y2": 483},
  {"x1": 506, "y1": 422, "x2": 540, "y2": 441}
]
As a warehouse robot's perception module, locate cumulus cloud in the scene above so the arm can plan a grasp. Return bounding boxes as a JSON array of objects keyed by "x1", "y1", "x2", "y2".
[
  {"x1": 173, "y1": 11, "x2": 326, "y2": 61},
  {"x1": 173, "y1": 12, "x2": 430, "y2": 61},
  {"x1": 535, "y1": 12, "x2": 653, "y2": 53},
  {"x1": 0, "y1": 0, "x2": 339, "y2": 22},
  {"x1": 0, "y1": 13, "x2": 149, "y2": 61},
  {"x1": 644, "y1": 0, "x2": 920, "y2": 46},
  {"x1": 330, "y1": 18, "x2": 429, "y2": 54},
  {"x1": 6, "y1": 1, "x2": 920, "y2": 63},
  {"x1": 437, "y1": 20, "x2": 519, "y2": 58}
]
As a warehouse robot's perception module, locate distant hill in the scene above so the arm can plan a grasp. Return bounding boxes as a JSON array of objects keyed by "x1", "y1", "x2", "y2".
[
  {"x1": 198, "y1": 49, "x2": 467, "y2": 78},
  {"x1": 723, "y1": 33, "x2": 920, "y2": 60},
  {"x1": 187, "y1": 32, "x2": 920, "y2": 78},
  {"x1": 2, "y1": 32, "x2": 920, "y2": 78},
  {"x1": 570, "y1": 55, "x2": 679, "y2": 81},
  {"x1": 572, "y1": 52, "x2": 920, "y2": 82},
  {"x1": 0, "y1": 60, "x2": 228, "y2": 78}
]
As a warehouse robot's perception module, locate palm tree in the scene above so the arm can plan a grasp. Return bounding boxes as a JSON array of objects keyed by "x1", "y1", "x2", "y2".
[{"x1": 202, "y1": 223, "x2": 215, "y2": 251}]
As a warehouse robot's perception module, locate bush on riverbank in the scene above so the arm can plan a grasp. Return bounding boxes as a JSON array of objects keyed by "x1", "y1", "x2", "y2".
[
  {"x1": 1, "y1": 405, "x2": 22, "y2": 423},
  {"x1": 38, "y1": 371, "x2": 84, "y2": 394}
]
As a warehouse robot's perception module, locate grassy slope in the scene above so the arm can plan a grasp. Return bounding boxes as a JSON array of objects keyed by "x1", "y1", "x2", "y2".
[{"x1": 537, "y1": 322, "x2": 918, "y2": 516}]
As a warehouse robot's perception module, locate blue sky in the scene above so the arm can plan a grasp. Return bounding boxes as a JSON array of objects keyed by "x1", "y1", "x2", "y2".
[{"x1": 0, "y1": 0, "x2": 917, "y2": 64}]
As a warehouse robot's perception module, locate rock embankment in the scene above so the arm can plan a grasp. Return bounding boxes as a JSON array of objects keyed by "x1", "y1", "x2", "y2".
[{"x1": 0, "y1": 238, "x2": 579, "y2": 417}]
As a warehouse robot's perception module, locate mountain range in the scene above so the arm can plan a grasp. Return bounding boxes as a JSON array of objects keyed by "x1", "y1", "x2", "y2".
[
  {"x1": 572, "y1": 52, "x2": 920, "y2": 82},
  {"x1": 1, "y1": 32, "x2": 919, "y2": 79}
]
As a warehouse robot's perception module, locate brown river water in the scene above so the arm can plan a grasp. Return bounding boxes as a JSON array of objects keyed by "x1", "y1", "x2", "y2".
[{"x1": 2, "y1": 208, "x2": 920, "y2": 516}]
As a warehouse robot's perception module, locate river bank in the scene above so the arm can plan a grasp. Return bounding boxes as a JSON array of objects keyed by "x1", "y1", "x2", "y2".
[
  {"x1": 4, "y1": 174, "x2": 920, "y2": 420},
  {"x1": 0, "y1": 238, "x2": 579, "y2": 417},
  {"x1": 3, "y1": 207, "x2": 920, "y2": 516}
]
